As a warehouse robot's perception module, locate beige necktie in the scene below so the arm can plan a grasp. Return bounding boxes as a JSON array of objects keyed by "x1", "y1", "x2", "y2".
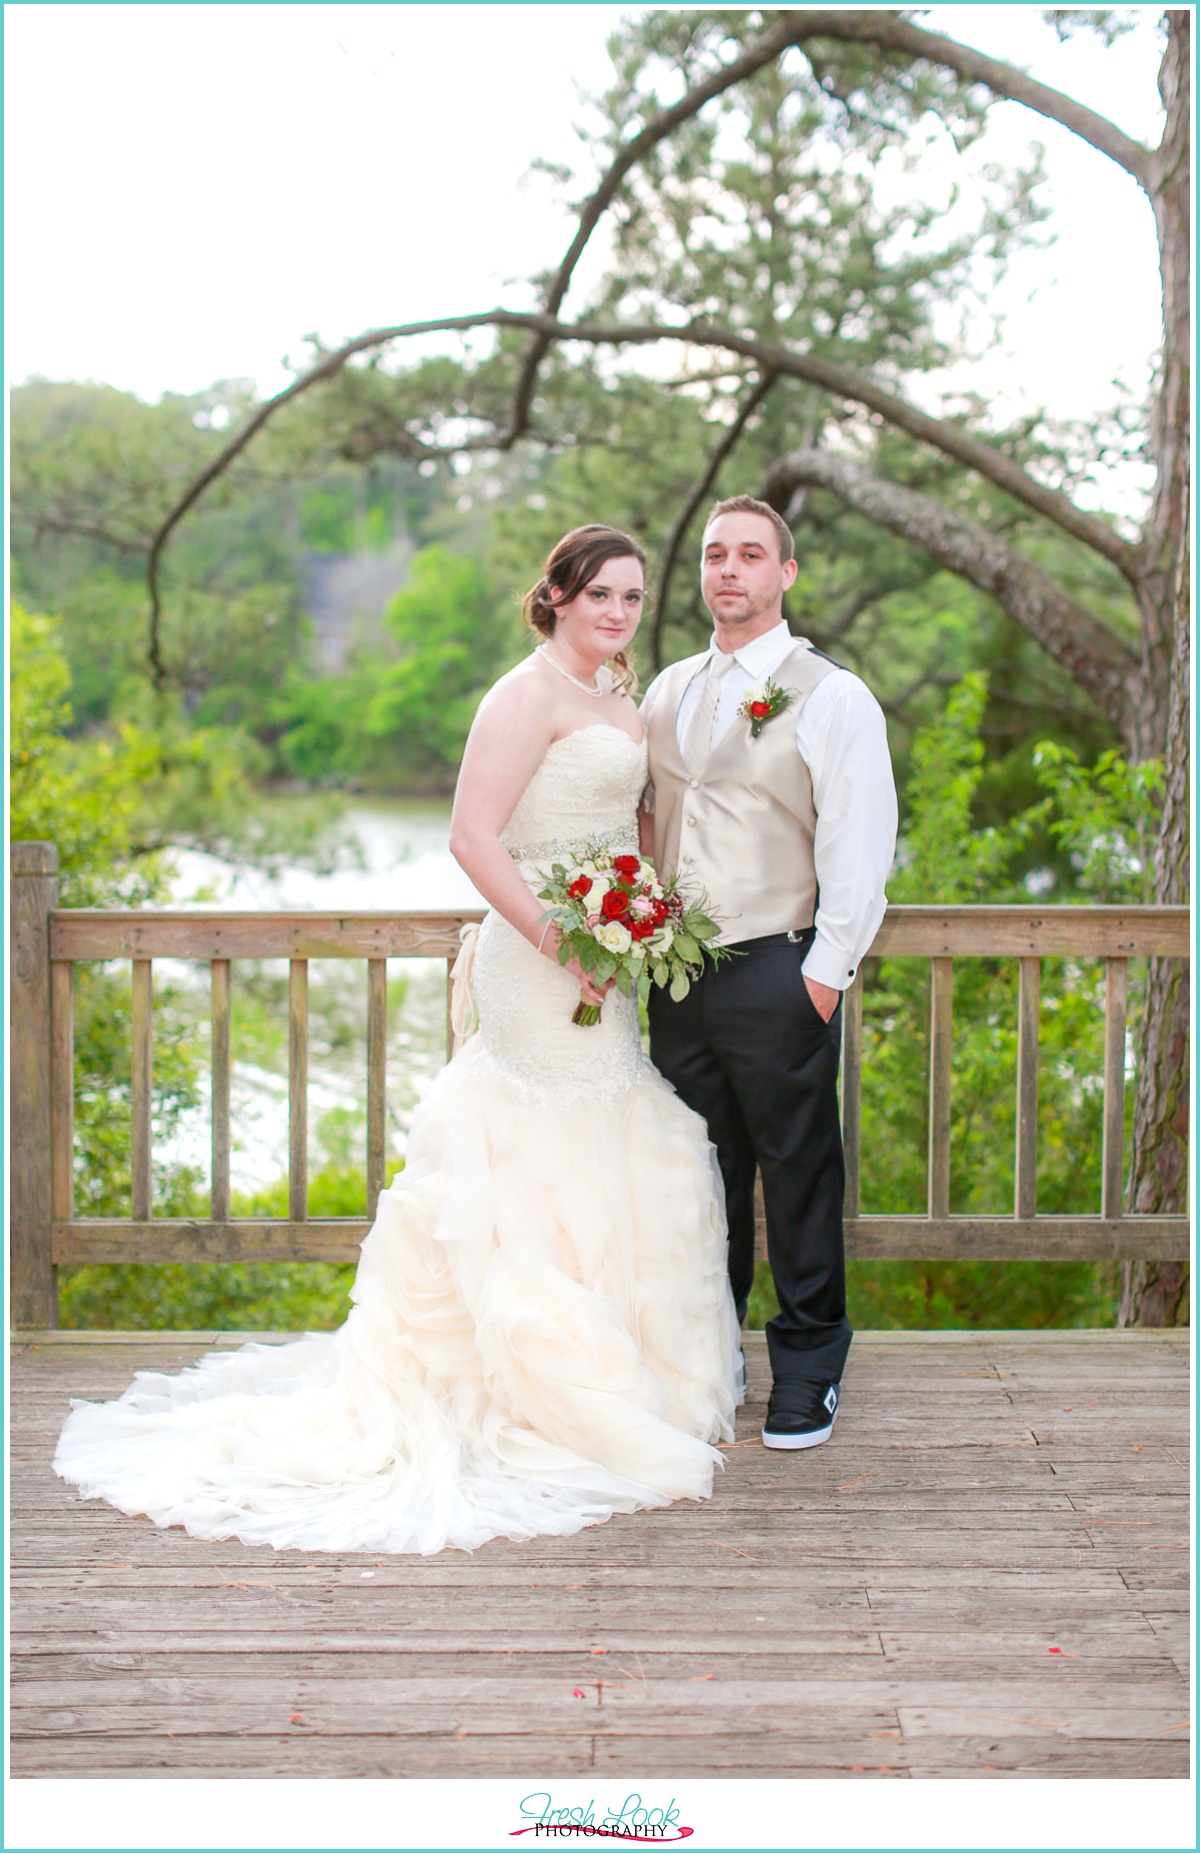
[{"x1": 682, "y1": 651, "x2": 736, "y2": 774}]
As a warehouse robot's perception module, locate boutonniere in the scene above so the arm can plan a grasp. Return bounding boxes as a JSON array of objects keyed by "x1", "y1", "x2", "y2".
[{"x1": 737, "y1": 678, "x2": 793, "y2": 737}]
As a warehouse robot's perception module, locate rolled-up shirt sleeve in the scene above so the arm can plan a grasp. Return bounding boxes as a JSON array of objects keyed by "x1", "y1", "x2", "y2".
[{"x1": 797, "y1": 672, "x2": 897, "y2": 990}]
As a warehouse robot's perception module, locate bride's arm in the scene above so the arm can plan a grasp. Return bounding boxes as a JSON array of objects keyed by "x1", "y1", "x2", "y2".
[{"x1": 449, "y1": 676, "x2": 607, "y2": 1004}]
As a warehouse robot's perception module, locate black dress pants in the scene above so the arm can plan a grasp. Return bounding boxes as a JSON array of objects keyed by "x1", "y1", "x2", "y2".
[{"x1": 648, "y1": 929, "x2": 852, "y2": 1386}]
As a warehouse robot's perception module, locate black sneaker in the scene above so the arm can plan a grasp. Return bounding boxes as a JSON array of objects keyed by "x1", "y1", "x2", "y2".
[{"x1": 761, "y1": 1379, "x2": 840, "y2": 1450}]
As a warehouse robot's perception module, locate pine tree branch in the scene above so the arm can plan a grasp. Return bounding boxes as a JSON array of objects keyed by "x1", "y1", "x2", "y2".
[
  {"x1": 502, "y1": 10, "x2": 821, "y2": 451},
  {"x1": 792, "y1": 9, "x2": 1155, "y2": 188},
  {"x1": 765, "y1": 444, "x2": 1140, "y2": 737},
  {"x1": 649, "y1": 372, "x2": 777, "y2": 672},
  {"x1": 145, "y1": 304, "x2": 1142, "y2": 684}
]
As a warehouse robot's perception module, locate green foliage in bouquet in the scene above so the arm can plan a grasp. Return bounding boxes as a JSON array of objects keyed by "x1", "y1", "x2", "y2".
[{"x1": 538, "y1": 847, "x2": 731, "y2": 1025}]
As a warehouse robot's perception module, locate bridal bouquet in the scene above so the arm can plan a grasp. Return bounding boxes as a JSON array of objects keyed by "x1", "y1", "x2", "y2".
[{"x1": 537, "y1": 849, "x2": 731, "y2": 1026}]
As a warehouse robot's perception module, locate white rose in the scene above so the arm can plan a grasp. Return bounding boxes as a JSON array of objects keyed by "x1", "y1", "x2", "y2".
[
  {"x1": 595, "y1": 921, "x2": 632, "y2": 955},
  {"x1": 587, "y1": 878, "x2": 612, "y2": 908},
  {"x1": 653, "y1": 925, "x2": 674, "y2": 954}
]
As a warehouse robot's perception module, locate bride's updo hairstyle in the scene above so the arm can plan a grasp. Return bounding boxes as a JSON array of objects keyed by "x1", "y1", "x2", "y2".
[{"x1": 522, "y1": 524, "x2": 647, "y2": 694}]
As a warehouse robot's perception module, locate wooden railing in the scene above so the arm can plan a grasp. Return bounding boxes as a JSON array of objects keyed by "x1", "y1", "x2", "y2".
[{"x1": 9, "y1": 841, "x2": 1191, "y2": 1326}]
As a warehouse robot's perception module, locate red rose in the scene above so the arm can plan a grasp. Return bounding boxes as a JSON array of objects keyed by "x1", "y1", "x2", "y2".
[
  {"x1": 750, "y1": 700, "x2": 771, "y2": 719},
  {"x1": 652, "y1": 900, "x2": 671, "y2": 925},
  {"x1": 612, "y1": 855, "x2": 641, "y2": 877},
  {"x1": 628, "y1": 916, "x2": 656, "y2": 940},
  {"x1": 600, "y1": 888, "x2": 630, "y2": 920},
  {"x1": 567, "y1": 875, "x2": 592, "y2": 900}
]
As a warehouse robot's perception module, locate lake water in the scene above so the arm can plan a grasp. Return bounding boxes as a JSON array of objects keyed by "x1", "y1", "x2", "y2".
[
  {"x1": 160, "y1": 801, "x2": 481, "y2": 1196},
  {"x1": 170, "y1": 799, "x2": 481, "y2": 913}
]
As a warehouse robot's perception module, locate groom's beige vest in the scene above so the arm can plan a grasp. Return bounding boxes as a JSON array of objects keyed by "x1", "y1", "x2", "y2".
[{"x1": 646, "y1": 639, "x2": 838, "y2": 944}]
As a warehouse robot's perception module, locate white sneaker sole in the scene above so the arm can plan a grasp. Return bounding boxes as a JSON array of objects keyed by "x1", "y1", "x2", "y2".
[{"x1": 761, "y1": 1415, "x2": 836, "y2": 1450}]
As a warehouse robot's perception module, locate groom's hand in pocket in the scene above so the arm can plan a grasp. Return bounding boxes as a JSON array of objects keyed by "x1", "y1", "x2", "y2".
[{"x1": 804, "y1": 976, "x2": 840, "y2": 1022}]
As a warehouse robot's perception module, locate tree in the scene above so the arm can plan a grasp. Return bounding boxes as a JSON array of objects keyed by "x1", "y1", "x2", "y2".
[{"x1": 70, "y1": 10, "x2": 1196, "y2": 1319}]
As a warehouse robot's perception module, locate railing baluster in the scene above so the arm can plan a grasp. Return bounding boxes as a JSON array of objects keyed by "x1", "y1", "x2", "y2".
[
  {"x1": 50, "y1": 961, "x2": 74, "y2": 1225},
  {"x1": 927, "y1": 957, "x2": 953, "y2": 1221},
  {"x1": 130, "y1": 958, "x2": 153, "y2": 1221},
  {"x1": 1014, "y1": 956, "x2": 1040, "y2": 1220},
  {"x1": 1102, "y1": 956, "x2": 1128, "y2": 1220},
  {"x1": 210, "y1": 959, "x2": 231, "y2": 1224},
  {"x1": 842, "y1": 968, "x2": 863, "y2": 1218},
  {"x1": 289, "y1": 959, "x2": 308, "y2": 1223},
  {"x1": 367, "y1": 959, "x2": 387, "y2": 1219}
]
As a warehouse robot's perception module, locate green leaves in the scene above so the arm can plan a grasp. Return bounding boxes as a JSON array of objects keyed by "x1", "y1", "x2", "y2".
[{"x1": 669, "y1": 971, "x2": 691, "y2": 1002}]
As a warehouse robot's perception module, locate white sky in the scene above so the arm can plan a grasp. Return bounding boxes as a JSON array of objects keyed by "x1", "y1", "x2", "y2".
[{"x1": 5, "y1": 3, "x2": 1166, "y2": 507}]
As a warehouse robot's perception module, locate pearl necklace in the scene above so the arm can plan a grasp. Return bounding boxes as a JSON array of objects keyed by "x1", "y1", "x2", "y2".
[{"x1": 536, "y1": 643, "x2": 611, "y2": 698}]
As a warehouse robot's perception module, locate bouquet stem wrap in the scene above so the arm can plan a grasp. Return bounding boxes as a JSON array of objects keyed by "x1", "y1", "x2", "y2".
[{"x1": 449, "y1": 921, "x2": 482, "y2": 1054}]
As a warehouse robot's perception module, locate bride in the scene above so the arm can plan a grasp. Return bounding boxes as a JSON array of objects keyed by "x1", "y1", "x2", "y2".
[{"x1": 54, "y1": 524, "x2": 742, "y2": 1556}]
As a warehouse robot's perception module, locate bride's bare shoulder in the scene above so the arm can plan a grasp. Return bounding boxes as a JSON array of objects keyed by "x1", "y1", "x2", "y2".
[
  {"x1": 475, "y1": 656, "x2": 549, "y2": 718},
  {"x1": 467, "y1": 656, "x2": 559, "y2": 755}
]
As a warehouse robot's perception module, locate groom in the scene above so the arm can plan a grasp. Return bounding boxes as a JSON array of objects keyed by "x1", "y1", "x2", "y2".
[{"x1": 641, "y1": 496, "x2": 897, "y2": 1449}]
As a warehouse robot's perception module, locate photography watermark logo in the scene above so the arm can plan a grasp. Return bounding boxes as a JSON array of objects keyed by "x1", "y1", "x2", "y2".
[{"x1": 511, "y1": 1792, "x2": 694, "y2": 1842}]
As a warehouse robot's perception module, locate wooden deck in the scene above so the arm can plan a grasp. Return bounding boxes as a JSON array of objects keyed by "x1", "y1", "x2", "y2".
[{"x1": 10, "y1": 1328, "x2": 1190, "y2": 1780}]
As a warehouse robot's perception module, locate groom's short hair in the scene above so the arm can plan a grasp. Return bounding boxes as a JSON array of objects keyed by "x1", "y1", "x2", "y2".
[{"x1": 705, "y1": 495, "x2": 795, "y2": 564}]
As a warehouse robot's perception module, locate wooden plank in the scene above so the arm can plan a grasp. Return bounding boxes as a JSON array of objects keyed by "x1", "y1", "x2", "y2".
[
  {"x1": 866, "y1": 906, "x2": 1190, "y2": 958},
  {"x1": 843, "y1": 1216, "x2": 1189, "y2": 1261},
  {"x1": 1102, "y1": 956, "x2": 1128, "y2": 1220},
  {"x1": 10, "y1": 843, "x2": 59, "y2": 1327},
  {"x1": 51, "y1": 910, "x2": 486, "y2": 961},
  {"x1": 210, "y1": 960, "x2": 231, "y2": 1224},
  {"x1": 50, "y1": 960, "x2": 74, "y2": 1226},
  {"x1": 9, "y1": 1734, "x2": 606, "y2": 1778},
  {"x1": 130, "y1": 959, "x2": 153, "y2": 1223},
  {"x1": 47, "y1": 1213, "x2": 1188, "y2": 1266},
  {"x1": 927, "y1": 958, "x2": 952, "y2": 1221},
  {"x1": 1014, "y1": 956, "x2": 1039, "y2": 1220},
  {"x1": 51, "y1": 1221, "x2": 367, "y2": 1266},
  {"x1": 50, "y1": 904, "x2": 1190, "y2": 963},
  {"x1": 842, "y1": 968, "x2": 863, "y2": 1218},
  {"x1": 11, "y1": 1732, "x2": 1186, "y2": 1780},
  {"x1": 366, "y1": 959, "x2": 387, "y2": 1219},
  {"x1": 289, "y1": 959, "x2": 308, "y2": 1223}
]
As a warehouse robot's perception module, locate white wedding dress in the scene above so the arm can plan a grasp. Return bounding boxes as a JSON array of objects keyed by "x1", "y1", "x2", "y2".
[{"x1": 54, "y1": 725, "x2": 741, "y2": 1555}]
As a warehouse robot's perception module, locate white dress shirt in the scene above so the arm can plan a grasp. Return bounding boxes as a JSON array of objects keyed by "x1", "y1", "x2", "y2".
[{"x1": 642, "y1": 622, "x2": 897, "y2": 990}]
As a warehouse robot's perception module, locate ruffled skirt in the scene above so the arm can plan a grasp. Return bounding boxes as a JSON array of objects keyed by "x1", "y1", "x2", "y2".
[{"x1": 54, "y1": 979, "x2": 741, "y2": 1554}]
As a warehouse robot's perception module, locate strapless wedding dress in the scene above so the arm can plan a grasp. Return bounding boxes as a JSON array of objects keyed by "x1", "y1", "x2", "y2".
[{"x1": 54, "y1": 725, "x2": 741, "y2": 1555}]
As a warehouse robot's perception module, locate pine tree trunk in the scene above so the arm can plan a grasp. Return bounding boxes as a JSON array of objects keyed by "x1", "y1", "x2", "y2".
[{"x1": 1122, "y1": 19, "x2": 1190, "y2": 1327}]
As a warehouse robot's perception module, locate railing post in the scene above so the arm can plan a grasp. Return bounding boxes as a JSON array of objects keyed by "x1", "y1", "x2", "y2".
[
  {"x1": 842, "y1": 968, "x2": 863, "y2": 1218},
  {"x1": 1014, "y1": 957, "x2": 1040, "y2": 1220},
  {"x1": 927, "y1": 957, "x2": 953, "y2": 1221},
  {"x1": 10, "y1": 843, "x2": 58, "y2": 1327},
  {"x1": 289, "y1": 959, "x2": 309, "y2": 1222},
  {"x1": 1102, "y1": 957, "x2": 1129, "y2": 1221},
  {"x1": 366, "y1": 959, "x2": 387, "y2": 1219},
  {"x1": 210, "y1": 960, "x2": 231, "y2": 1223},
  {"x1": 130, "y1": 959, "x2": 153, "y2": 1222}
]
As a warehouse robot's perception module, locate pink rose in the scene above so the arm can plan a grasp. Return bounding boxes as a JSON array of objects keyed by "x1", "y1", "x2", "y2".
[{"x1": 586, "y1": 912, "x2": 601, "y2": 928}]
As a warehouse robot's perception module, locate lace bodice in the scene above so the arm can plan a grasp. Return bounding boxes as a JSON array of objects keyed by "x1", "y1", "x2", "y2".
[
  {"x1": 471, "y1": 725, "x2": 652, "y2": 1104},
  {"x1": 501, "y1": 724, "x2": 648, "y2": 868}
]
